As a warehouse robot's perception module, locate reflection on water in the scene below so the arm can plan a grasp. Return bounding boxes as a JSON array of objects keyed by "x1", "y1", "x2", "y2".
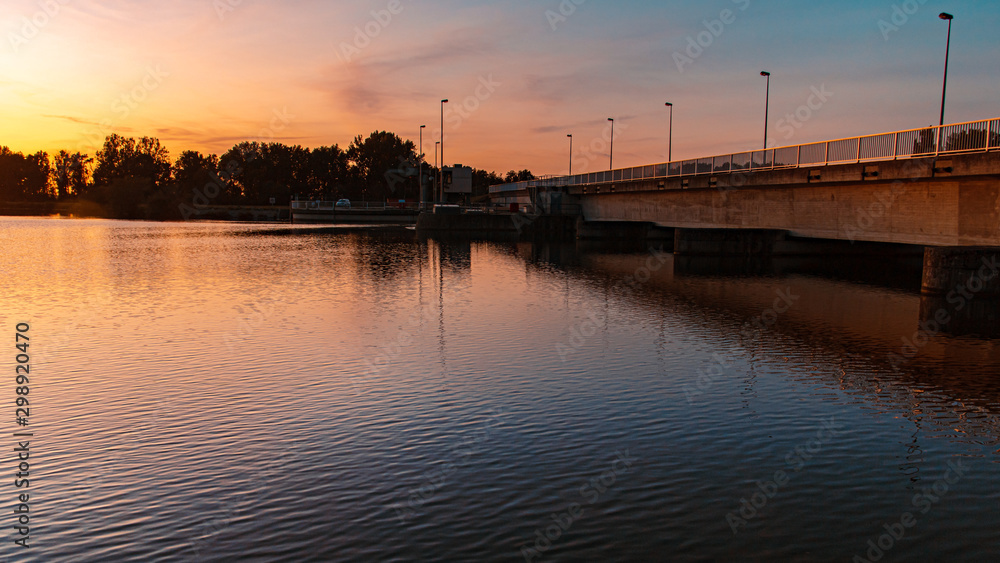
[{"x1": 0, "y1": 217, "x2": 998, "y2": 562}]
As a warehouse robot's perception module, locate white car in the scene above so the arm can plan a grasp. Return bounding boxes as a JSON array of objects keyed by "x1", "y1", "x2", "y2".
[{"x1": 335, "y1": 199, "x2": 351, "y2": 209}]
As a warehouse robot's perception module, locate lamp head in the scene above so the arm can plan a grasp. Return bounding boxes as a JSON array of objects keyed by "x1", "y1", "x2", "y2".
[
  {"x1": 939, "y1": 12, "x2": 953, "y2": 20},
  {"x1": 760, "y1": 71, "x2": 770, "y2": 77}
]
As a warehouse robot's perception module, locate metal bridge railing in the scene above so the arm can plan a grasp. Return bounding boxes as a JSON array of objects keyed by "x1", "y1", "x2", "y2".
[{"x1": 489, "y1": 117, "x2": 1000, "y2": 194}]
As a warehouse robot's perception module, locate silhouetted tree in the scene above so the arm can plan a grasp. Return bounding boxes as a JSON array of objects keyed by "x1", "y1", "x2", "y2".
[
  {"x1": 2, "y1": 129, "x2": 517, "y2": 213},
  {"x1": 174, "y1": 151, "x2": 219, "y2": 187},
  {"x1": 504, "y1": 169, "x2": 535, "y2": 183},
  {"x1": 306, "y1": 145, "x2": 350, "y2": 200},
  {"x1": 347, "y1": 131, "x2": 417, "y2": 202},
  {"x1": 105, "y1": 176, "x2": 151, "y2": 219},
  {"x1": 911, "y1": 128, "x2": 937, "y2": 155},
  {"x1": 93, "y1": 134, "x2": 171, "y2": 189},
  {"x1": 261, "y1": 142, "x2": 311, "y2": 204},
  {"x1": 219, "y1": 141, "x2": 265, "y2": 203},
  {"x1": 54, "y1": 150, "x2": 92, "y2": 198},
  {"x1": 944, "y1": 128, "x2": 1000, "y2": 152},
  {"x1": 0, "y1": 147, "x2": 52, "y2": 201},
  {"x1": 471, "y1": 168, "x2": 503, "y2": 198},
  {"x1": 218, "y1": 142, "x2": 313, "y2": 204},
  {"x1": 21, "y1": 151, "x2": 52, "y2": 200}
]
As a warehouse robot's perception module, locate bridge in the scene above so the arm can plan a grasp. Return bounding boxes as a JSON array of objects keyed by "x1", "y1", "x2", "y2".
[{"x1": 489, "y1": 118, "x2": 1000, "y2": 296}]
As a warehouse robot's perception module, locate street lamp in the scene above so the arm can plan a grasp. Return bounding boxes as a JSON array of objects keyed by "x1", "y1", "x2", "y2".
[
  {"x1": 440, "y1": 99, "x2": 448, "y2": 202},
  {"x1": 664, "y1": 102, "x2": 673, "y2": 162},
  {"x1": 419, "y1": 124, "x2": 426, "y2": 206},
  {"x1": 607, "y1": 118, "x2": 614, "y2": 170},
  {"x1": 938, "y1": 12, "x2": 954, "y2": 129},
  {"x1": 760, "y1": 71, "x2": 770, "y2": 150},
  {"x1": 567, "y1": 134, "x2": 573, "y2": 175}
]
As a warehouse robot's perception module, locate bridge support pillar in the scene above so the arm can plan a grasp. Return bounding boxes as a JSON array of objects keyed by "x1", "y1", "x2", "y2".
[
  {"x1": 919, "y1": 247, "x2": 1000, "y2": 337},
  {"x1": 673, "y1": 228, "x2": 788, "y2": 256},
  {"x1": 921, "y1": 246, "x2": 1000, "y2": 296}
]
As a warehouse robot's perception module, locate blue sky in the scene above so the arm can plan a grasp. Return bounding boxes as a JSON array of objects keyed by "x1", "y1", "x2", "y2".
[{"x1": 1, "y1": 0, "x2": 996, "y2": 174}]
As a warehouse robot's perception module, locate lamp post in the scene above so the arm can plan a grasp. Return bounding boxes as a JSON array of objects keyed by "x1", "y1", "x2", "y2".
[
  {"x1": 419, "y1": 124, "x2": 425, "y2": 206},
  {"x1": 760, "y1": 71, "x2": 770, "y2": 150},
  {"x1": 938, "y1": 13, "x2": 954, "y2": 132},
  {"x1": 607, "y1": 118, "x2": 614, "y2": 170},
  {"x1": 567, "y1": 134, "x2": 573, "y2": 175},
  {"x1": 440, "y1": 99, "x2": 448, "y2": 202},
  {"x1": 664, "y1": 102, "x2": 673, "y2": 162}
]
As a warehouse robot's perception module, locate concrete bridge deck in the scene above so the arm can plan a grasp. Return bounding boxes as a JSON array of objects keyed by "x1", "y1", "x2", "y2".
[{"x1": 573, "y1": 153, "x2": 1000, "y2": 247}]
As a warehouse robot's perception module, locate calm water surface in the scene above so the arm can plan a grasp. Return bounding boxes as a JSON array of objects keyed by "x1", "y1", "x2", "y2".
[{"x1": 0, "y1": 217, "x2": 998, "y2": 562}]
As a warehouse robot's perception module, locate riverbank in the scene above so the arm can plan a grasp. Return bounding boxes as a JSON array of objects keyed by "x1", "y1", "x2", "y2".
[{"x1": 0, "y1": 201, "x2": 290, "y2": 221}]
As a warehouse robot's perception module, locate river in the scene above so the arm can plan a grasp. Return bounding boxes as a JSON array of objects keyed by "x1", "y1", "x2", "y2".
[{"x1": 0, "y1": 217, "x2": 997, "y2": 561}]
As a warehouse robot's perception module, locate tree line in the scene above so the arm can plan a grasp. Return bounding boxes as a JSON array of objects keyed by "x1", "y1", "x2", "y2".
[{"x1": 0, "y1": 131, "x2": 536, "y2": 220}]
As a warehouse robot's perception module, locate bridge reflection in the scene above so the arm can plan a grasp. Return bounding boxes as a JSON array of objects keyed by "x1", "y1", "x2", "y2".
[{"x1": 511, "y1": 239, "x2": 1000, "y2": 449}]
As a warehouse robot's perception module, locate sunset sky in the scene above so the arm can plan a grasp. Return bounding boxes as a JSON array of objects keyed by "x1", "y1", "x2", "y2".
[{"x1": 1, "y1": 0, "x2": 997, "y2": 175}]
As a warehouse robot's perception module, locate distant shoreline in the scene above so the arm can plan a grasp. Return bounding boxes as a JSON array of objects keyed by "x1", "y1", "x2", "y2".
[{"x1": 0, "y1": 201, "x2": 290, "y2": 222}]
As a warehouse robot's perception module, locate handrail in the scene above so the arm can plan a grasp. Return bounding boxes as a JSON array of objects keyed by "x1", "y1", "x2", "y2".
[{"x1": 489, "y1": 117, "x2": 1000, "y2": 193}]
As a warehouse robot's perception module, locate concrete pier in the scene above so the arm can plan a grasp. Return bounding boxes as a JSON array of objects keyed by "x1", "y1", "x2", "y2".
[{"x1": 920, "y1": 246, "x2": 1000, "y2": 296}]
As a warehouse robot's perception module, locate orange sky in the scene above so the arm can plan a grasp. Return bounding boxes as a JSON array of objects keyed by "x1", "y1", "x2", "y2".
[{"x1": 1, "y1": 1, "x2": 997, "y2": 175}]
